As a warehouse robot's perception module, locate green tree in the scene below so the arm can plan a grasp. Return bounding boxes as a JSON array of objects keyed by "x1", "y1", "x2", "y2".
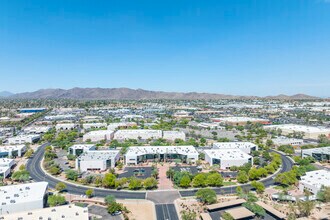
[
  {"x1": 107, "y1": 201, "x2": 124, "y2": 214},
  {"x1": 192, "y1": 173, "x2": 207, "y2": 188},
  {"x1": 143, "y1": 177, "x2": 158, "y2": 189},
  {"x1": 179, "y1": 175, "x2": 191, "y2": 188},
  {"x1": 102, "y1": 173, "x2": 116, "y2": 188},
  {"x1": 11, "y1": 170, "x2": 30, "y2": 182},
  {"x1": 65, "y1": 169, "x2": 79, "y2": 181},
  {"x1": 317, "y1": 186, "x2": 330, "y2": 202},
  {"x1": 297, "y1": 200, "x2": 315, "y2": 217},
  {"x1": 85, "y1": 189, "x2": 94, "y2": 198},
  {"x1": 55, "y1": 182, "x2": 67, "y2": 192},
  {"x1": 47, "y1": 195, "x2": 66, "y2": 207},
  {"x1": 195, "y1": 188, "x2": 217, "y2": 205},
  {"x1": 206, "y1": 172, "x2": 223, "y2": 187},
  {"x1": 104, "y1": 195, "x2": 116, "y2": 205},
  {"x1": 222, "y1": 212, "x2": 234, "y2": 220},
  {"x1": 237, "y1": 171, "x2": 249, "y2": 183},
  {"x1": 181, "y1": 210, "x2": 197, "y2": 220},
  {"x1": 128, "y1": 177, "x2": 143, "y2": 190},
  {"x1": 251, "y1": 181, "x2": 265, "y2": 194}
]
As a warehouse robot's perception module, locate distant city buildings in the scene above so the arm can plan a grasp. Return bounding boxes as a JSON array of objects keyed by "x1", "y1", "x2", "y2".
[
  {"x1": 55, "y1": 123, "x2": 77, "y2": 131},
  {"x1": 211, "y1": 117, "x2": 270, "y2": 126},
  {"x1": 82, "y1": 122, "x2": 107, "y2": 130}
]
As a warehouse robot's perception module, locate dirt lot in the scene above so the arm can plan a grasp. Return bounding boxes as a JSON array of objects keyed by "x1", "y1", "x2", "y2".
[{"x1": 119, "y1": 199, "x2": 156, "y2": 220}]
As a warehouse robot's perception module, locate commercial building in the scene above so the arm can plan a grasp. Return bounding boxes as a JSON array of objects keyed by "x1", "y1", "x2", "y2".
[
  {"x1": 1, "y1": 204, "x2": 89, "y2": 220},
  {"x1": 122, "y1": 115, "x2": 144, "y2": 120},
  {"x1": 0, "y1": 145, "x2": 26, "y2": 157},
  {"x1": 82, "y1": 123, "x2": 107, "y2": 130},
  {"x1": 162, "y1": 131, "x2": 186, "y2": 141},
  {"x1": 299, "y1": 170, "x2": 330, "y2": 195},
  {"x1": 213, "y1": 142, "x2": 258, "y2": 154},
  {"x1": 55, "y1": 123, "x2": 77, "y2": 131},
  {"x1": 23, "y1": 126, "x2": 52, "y2": 134},
  {"x1": 173, "y1": 110, "x2": 192, "y2": 119},
  {"x1": 68, "y1": 144, "x2": 96, "y2": 156},
  {"x1": 76, "y1": 150, "x2": 120, "y2": 171},
  {"x1": 19, "y1": 108, "x2": 46, "y2": 113},
  {"x1": 271, "y1": 137, "x2": 304, "y2": 147},
  {"x1": 211, "y1": 117, "x2": 270, "y2": 125},
  {"x1": 114, "y1": 129, "x2": 162, "y2": 141},
  {"x1": 82, "y1": 130, "x2": 114, "y2": 142},
  {"x1": 197, "y1": 122, "x2": 224, "y2": 130},
  {"x1": 7, "y1": 135, "x2": 40, "y2": 144},
  {"x1": 264, "y1": 124, "x2": 330, "y2": 140},
  {"x1": 124, "y1": 145, "x2": 198, "y2": 165},
  {"x1": 107, "y1": 122, "x2": 137, "y2": 130},
  {"x1": 0, "y1": 158, "x2": 15, "y2": 179},
  {"x1": 204, "y1": 149, "x2": 253, "y2": 169},
  {"x1": 302, "y1": 146, "x2": 330, "y2": 161},
  {"x1": 45, "y1": 114, "x2": 76, "y2": 121},
  {"x1": 0, "y1": 182, "x2": 48, "y2": 215}
]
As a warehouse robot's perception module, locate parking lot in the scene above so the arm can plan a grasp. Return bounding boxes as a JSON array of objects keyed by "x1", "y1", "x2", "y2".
[
  {"x1": 171, "y1": 165, "x2": 199, "y2": 175},
  {"x1": 118, "y1": 166, "x2": 153, "y2": 179}
]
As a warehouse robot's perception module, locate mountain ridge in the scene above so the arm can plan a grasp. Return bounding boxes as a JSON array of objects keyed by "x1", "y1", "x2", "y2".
[{"x1": 6, "y1": 87, "x2": 321, "y2": 100}]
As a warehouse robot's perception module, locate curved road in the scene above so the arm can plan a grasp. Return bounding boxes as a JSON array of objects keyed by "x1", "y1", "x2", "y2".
[{"x1": 27, "y1": 144, "x2": 294, "y2": 199}]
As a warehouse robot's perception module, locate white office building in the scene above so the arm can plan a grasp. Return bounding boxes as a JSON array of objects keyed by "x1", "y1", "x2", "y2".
[
  {"x1": 68, "y1": 144, "x2": 96, "y2": 156},
  {"x1": 55, "y1": 123, "x2": 77, "y2": 131},
  {"x1": 114, "y1": 129, "x2": 162, "y2": 141},
  {"x1": 0, "y1": 145, "x2": 27, "y2": 157},
  {"x1": 0, "y1": 182, "x2": 48, "y2": 215},
  {"x1": 83, "y1": 130, "x2": 114, "y2": 142},
  {"x1": 272, "y1": 137, "x2": 304, "y2": 146},
  {"x1": 82, "y1": 123, "x2": 107, "y2": 130},
  {"x1": 76, "y1": 150, "x2": 120, "y2": 171},
  {"x1": 7, "y1": 135, "x2": 40, "y2": 144},
  {"x1": 1, "y1": 204, "x2": 89, "y2": 220},
  {"x1": 122, "y1": 115, "x2": 144, "y2": 120},
  {"x1": 302, "y1": 146, "x2": 330, "y2": 161},
  {"x1": 23, "y1": 126, "x2": 52, "y2": 134},
  {"x1": 211, "y1": 117, "x2": 270, "y2": 125},
  {"x1": 299, "y1": 170, "x2": 330, "y2": 195},
  {"x1": 45, "y1": 114, "x2": 76, "y2": 121},
  {"x1": 162, "y1": 131, "x2": 186, "y2": 141},
  {"x1": 264, "y1": 124, "x2": 330, "y2": 140},
  {"x1": 204, "y1": 149, "x2": 253, "y2": 169},
  {"x1": 0, "y1": 158, "x2": 15, "y2": 179},
  {"x1": 125, "y1": 145, "x2": 199, "y2": 165},
  {"x1": 107, "y1": 122, "x2": 137, "y2": 130},
  {"x1": 213, "y1": 142, "x2": 258, "y2": 154}
]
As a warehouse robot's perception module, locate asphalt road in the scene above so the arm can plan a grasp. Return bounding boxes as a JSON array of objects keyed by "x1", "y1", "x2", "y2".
[
  {"x1": 26, "y1": 143, "x2": 146, "y2": 199},
  {"x1": 155, "y1": 204, "x2": 179, "y2": 220}
]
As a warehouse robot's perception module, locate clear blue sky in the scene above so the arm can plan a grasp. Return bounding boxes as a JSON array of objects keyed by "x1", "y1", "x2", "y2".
[{"x1": 1, "y1": 0, "x2": 330, "y2": 97}]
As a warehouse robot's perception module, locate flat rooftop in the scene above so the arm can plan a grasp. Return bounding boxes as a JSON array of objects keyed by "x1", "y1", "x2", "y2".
[
  {"x1": 0, "y1": 182, "x2": 48, "y2": 206},
  {"x1": 225, "y1": 207, "x2": 255, "y2": 220},
  {"x1": 213, "y1": 117, "x2": 268, "y2": 122},
  {"x1": 78, "y1": 150, "x2": 120, "y2": 161},
  {"x1": 207, "y1": 199, "x2": 246, "y2": 211},
  {"x1": 300, "y1": 170, "x2": 330, "y2": 188},
  {"x1": 302, "y1": 146, "x2": 330, "y2": 155},
  {"x1": 0, "y1": 145, "x2": 26, "y2": 152},
  {"x1": 69, "y1": 144, "x2": 95, "y2": 150},
  {"x1": 264, "y1": 124, "x2": 330, "y2": 133},
  {"x1": 2, "y1": 204, "x2": 89, "y2": 220},
  {"x1": 213, "y1": 142, "x2": 257, "y2": 150},
  {"x1": 204, "y1": 149, "x2": 252, "y2": 160},
  {"x1": 125, "y1": 145, "x2": 198, "y2": 157}
]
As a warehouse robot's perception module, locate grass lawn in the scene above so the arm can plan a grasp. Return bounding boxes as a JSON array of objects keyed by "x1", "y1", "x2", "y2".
[{"x1": 222, "y1": 182, "x2": 237, "y2": 186}]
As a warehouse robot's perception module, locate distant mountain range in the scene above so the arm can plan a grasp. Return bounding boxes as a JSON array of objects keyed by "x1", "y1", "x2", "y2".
[
  {"x1": 1, "y1": 87, "x2": 321, "y2": 100},
  {"x1": 0, "y1": 91, "x2": 14, "y2": 97}
]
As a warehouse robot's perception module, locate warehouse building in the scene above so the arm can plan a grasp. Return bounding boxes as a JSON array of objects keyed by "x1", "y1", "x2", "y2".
[
  {"x1": 114, "y1": 129, "x2": 162, "y2": 141},
  {"x1": 264, "y1": 124, "x2": 330, "y2": 140},
  {"x1": 299, "y1": 170, "x2": 330, "y2": 195},
  {"x1": 82, "y1": 122, "x2": 107, "y2": 130},
  {"x1": 83, "y1": 130, "x2": 114, "y2": 142},
  {"x1": 19, "y1": 108, "x2": 46, "y2": 113},
  {"x1": 0, "y1": 158, "x2": 15, "y2": 179},
  {"x1": 45, "y1": 114, "x2": 76, "y2": 121},
  {"x1": 0, "y1": 182, "x2": 48, "y2": 215},
  {"x1": 23, "y1": 126, "x2": 52, "y2": 134},
  {"x1": 271, "y1": 137, "x2": 304, "y2": 147},
  {"x1": 204, "y1": 149, "x2": 253, "y2": 169},
  {"x1": 0, "y1": 145, "x2": 27, "y2": 157},
  {"x1": 213, "y1": 142, "x2": 258, "y2": 154},
  {"x1": 107, "y1": 122, "x2": 137, "y2": 130},
  {"x1": 55, "y1": 123, "x2": 77, "y2": 131},
  {"x1": 302, "y1": 146, "x2": 330, "y2": 161},
  {"x1": 76, "y1": 150, "x2": 120, "y2": 171},
  {"x1": 211, "y1": 117, "x2": 270, "y2": 125},
  {"x1": 7, "y1": 135, "x2": 40, "y2": 144},
  {"x1": 2, "y1": 204, "x2": 89, "y2": 220},
  {"x1": 125, "y1": 145, "x2": 198, "y2": 165},
  {"x1": 163, "y1": 131, "x2": 186, "y2": 141},
  {"x1": 68, "y1": 144, "x2": 96, "y2": 156}
]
